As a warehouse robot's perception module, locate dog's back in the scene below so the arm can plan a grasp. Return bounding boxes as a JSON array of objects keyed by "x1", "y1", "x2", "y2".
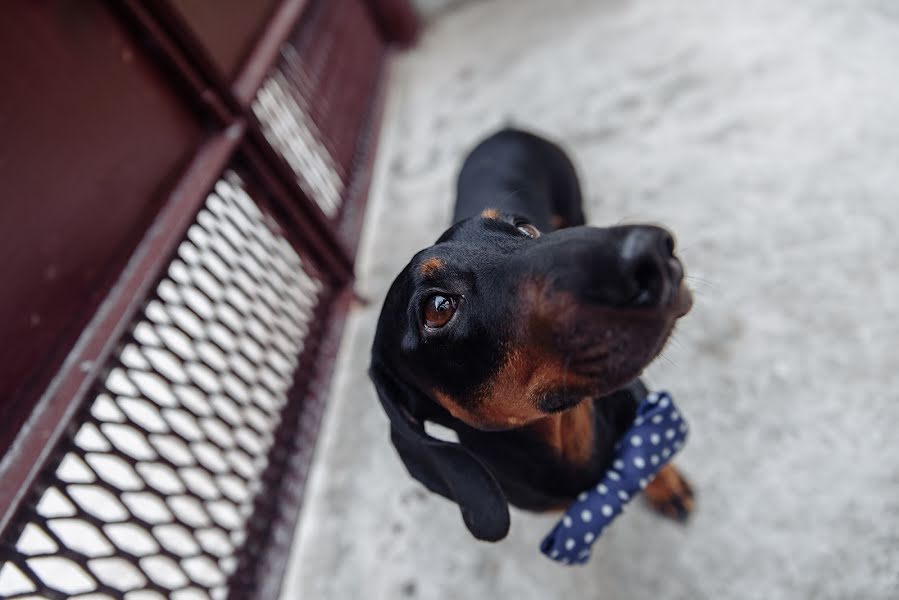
[{"x1": 454, "y1": 129, "x2": 585, "y2": 232}]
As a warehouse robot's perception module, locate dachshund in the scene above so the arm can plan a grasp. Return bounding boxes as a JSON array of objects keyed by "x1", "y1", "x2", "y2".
[{"x1": 370, "y1": 128, "x2": 694, "y2": 541}]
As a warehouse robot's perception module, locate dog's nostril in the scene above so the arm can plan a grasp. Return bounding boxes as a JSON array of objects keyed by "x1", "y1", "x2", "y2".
[
  {"x1": 661, "y1": 231, "x2": 675, "y2": 257},
  {"x1": 630, "y1": 257, "x2": 662, "y2": 306}
]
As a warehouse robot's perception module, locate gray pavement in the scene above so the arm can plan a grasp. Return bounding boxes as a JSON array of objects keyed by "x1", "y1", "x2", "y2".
[{"x1": 280, "y1": 1, "x2": 899, "y2": 598}]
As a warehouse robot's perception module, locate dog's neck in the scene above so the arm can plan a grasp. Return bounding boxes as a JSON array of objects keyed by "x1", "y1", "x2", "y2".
[
  {"x1": 449, "y1": 387, "x2": 639, "y2": 511},
  {"x1": 520, "y1": 401, "x2": 595, "y2": 467}
]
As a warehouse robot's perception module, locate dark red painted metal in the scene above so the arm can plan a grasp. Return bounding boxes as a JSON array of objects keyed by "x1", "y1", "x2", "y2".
[
  {"x1": 233, "y1": 0, "x2": 312, "y2": 106},
  {"x1": 338, "y1": 56, "x2": 392, "y2": 259},
  {"x1": 0, "y1": 0, "x2": 203, "y2": 460},
  {"x1": 0, "y1": 0, "x2": 419, "y2": 596},
  {"x1": 120, "y1": 0, "x2": 245, "y2": 119},
  {"x1": 0, "y1": 123, "x2": 244, "y2": 540},
  {"x1": 240, "y1": 134, "x2": 355, "y2": 282},
  {"x1": 167, "y1": 0, "x2": 283, "y2": 79},
  {"x1": 258, "y1": 0, "x2": 387, "y2": 225},
  {"x1": 1, "y1": 166, "x2": 339, "y2": 598},
  {"x1": 367, "y1": 0, "x2": 421, "y2": 46}
]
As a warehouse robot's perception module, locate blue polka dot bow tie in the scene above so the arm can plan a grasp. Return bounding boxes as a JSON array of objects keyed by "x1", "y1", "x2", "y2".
[{"x1": 540, "y1": 390, "x2": 689, "y2": 565}]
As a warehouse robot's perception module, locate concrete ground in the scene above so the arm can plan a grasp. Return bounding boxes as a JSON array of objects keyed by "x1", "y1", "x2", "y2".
[{"x1": 280, "y1": 1, "x2": 899, "y2": 598}]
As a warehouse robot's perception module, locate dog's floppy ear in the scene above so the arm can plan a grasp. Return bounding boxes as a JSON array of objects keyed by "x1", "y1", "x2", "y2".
[{"x1": 370, "y1": 361, "x2": 510, "y2": 542}]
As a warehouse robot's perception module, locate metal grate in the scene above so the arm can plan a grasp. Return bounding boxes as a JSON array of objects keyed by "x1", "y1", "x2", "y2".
[
  {"x1": 0, "y1": 172, "x2": 324, "y2": 599},
  {"x1": 251, "y1": 0, "x2": 385, "y2": 223},
  {"x1": 253, "y1": 66, "x2": 345, "y2": 219}
]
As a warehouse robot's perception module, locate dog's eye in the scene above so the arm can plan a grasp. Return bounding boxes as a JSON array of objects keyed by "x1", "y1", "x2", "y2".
[
  {"x1": 516, "y1": 223, "x2": 540, "y2": 238},
  {"x1": 423, "y1": 294, "x2": 458, "y2": 329}
]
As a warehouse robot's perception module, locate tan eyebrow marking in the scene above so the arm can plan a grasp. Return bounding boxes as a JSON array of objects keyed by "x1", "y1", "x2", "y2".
[
  {"x1": 481, "y1": 208, "x2": 501, "y2": 220},
  {"x1": 550, "y1": 214, "x2": 567, "y2": 230},
  {"x1": 419, "y1": 257, "x2": 445, "y2": 277}
]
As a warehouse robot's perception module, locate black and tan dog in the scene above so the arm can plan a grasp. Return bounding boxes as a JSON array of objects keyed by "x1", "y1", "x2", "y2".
[{"x1": 370, "y1": 128, "x2": 694, "y2": 542}]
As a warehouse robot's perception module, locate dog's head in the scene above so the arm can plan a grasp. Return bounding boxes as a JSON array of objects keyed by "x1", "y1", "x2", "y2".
[{"x1": 370, "y1": 209, "x2": 691, "y2": 540}]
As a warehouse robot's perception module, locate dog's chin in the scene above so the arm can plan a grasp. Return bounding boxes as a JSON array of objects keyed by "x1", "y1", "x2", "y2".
[
  {"x1": 534, "y1": 357, "x2": 654, "y2": 417},
  {"x1": 576, "y1": 284, "x2": 693, "y2": 386},
  {"x1": 559, "y1": 322, "x2": 683, "y2": 409}
]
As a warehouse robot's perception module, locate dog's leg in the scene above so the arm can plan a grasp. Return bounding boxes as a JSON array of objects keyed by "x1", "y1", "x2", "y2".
[{"x1": 643, "y1": 463, "x2": 695, "y2": 522}]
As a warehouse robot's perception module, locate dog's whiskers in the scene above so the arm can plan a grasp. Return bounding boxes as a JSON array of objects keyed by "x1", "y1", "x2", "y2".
[
  {"x1": 497, "y1": 187, "x2": 524, "y2": 206},
  {"x1": 666, "y1": 331, "x2": 684, "y2": 350},
  {"x1": 657, "y1": 351, "x2": 678, "y2": 368},
  {"x1": 684, "y1": 275, "x2": 720, "y2": 295}
]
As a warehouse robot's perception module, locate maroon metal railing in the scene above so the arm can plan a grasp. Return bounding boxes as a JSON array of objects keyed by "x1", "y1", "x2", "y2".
[{"x1": 0, "y1": 1, "x2": 416, "y2": 598}]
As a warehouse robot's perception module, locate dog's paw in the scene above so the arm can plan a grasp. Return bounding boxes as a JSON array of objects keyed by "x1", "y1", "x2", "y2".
[{"x1": 643, "y1": 464, "x2": 695, "y2": 522}]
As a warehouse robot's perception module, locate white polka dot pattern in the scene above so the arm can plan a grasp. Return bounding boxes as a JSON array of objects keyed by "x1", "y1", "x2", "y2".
[{"x1": 540, "y1": 391, "x2": 689, "y2": 565}]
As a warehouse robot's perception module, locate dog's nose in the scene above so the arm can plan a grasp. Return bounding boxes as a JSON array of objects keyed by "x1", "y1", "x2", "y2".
[{"x1": 619, "y1": 226, "x2": 680, "y2": 308}]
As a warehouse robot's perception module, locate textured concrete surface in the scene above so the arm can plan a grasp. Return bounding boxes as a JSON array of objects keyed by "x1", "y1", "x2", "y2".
[{"x1": 280, "y1": 1, "x2": 899, "y2": 598}]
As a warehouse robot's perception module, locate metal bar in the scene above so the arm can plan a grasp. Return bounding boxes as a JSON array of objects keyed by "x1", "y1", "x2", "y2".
[
  {"x1": 118, "y1": 0, "x2": 356, "y2": 285},
  {"x1": 0, "y1": 124, "x2": 245, "y2": 541},
  {"x1": 336, "y1": 50, "x2": 391, "y2": 259},
  {"x1": 113, "y1": 0, "x2": 237, "y2": 125},
  {"x1": 124, "y1": 0, "x2": 245, "y2": 117},
  {"x1": 0, "y1": 1, "x2": 411, "y2": 595},
  {"x1": 233, "y1": 0, "x2": 313, "y2": 107},
  {"x1": 239, "y1": 136, "x2": 355, "y2": 284},
  {"x1": 365, "y1": 0, "x2": 420, "y2": 46}
]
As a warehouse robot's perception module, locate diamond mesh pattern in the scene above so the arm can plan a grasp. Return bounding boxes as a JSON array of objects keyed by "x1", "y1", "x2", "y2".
[
  {"x1": 253, "y1": 67, "x2": 345, "y2": 218},
  {"x1": 0, "y1": 171, "x2": 324, "y2": 599},
  {"x1": 251, "y1": 0, "x2": 384, "y2": 222}
]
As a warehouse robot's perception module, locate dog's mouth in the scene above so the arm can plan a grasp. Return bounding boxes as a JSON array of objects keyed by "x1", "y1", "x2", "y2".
[{"x1": 545, "y1": 284, "x2": 691, "y2": 412}]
